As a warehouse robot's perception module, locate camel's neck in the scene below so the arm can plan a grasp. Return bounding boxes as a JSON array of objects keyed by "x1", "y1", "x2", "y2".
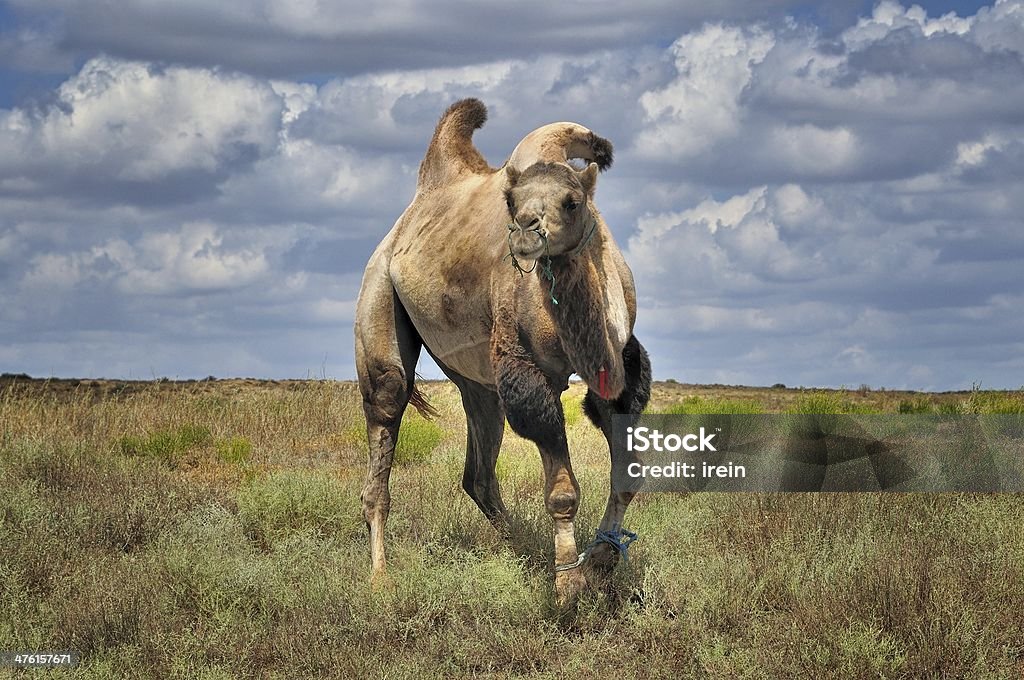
[{"x1": 539, "y1": 249, "x2": 613, "y2": 386}]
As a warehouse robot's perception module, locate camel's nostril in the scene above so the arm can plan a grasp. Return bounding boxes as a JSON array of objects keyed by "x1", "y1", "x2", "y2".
[{"x1": 520, "y1": 216, "x2": 540, "y2": 231}]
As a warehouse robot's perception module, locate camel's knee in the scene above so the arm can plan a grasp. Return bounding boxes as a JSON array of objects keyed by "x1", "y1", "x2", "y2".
[
  {"x1": 546, "y1": 486, "x2": 579, "y2": 521},
  {"x1": 545, "y1": 470, "x2": 580, "y2": 520},
  {"x1": 361, "y1": 363, "x2": 410, "y2": 426},
  {"x1": 361, "y1": 483, "x2": 391, "y2": 523}
]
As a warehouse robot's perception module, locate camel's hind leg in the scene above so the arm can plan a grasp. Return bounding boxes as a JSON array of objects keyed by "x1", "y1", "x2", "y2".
[
  {"x1": 451, "y1": 376, "x2": 508, "y2": 526},
  {"x1": 356, "y1": 272, "x2": 423, "y2": 583},
  {"x1": 582, "y1": 335, "x2": 652, "y2": 575}
]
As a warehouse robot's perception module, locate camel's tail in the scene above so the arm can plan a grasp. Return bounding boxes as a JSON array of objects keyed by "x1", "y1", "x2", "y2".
[
  {"x1": 417, "y1": 98, "x2": 493, "y2": 191},
  {"x1": 408, "y1": 381, "x2": 440, "y2": 420}
]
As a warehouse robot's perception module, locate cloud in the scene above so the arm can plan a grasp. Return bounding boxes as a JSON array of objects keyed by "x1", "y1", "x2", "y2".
[
  {"x1": 2, "y1": 0, "x2": 858, "y2": 79},
  {"x1": 0, "y1": 57, "x2": 285, "y2": 212},
  {"x1": 1, "y1": 1, "x2": 1023, "y2": 390},
  {"x1": 634, "y1": 24, "x2": 775, "y2": 160}
]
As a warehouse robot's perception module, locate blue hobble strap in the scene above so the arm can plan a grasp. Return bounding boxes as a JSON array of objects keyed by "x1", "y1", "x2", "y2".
[
  {"x1": 552, "y1": 527, "x2": 639, "y2": 571},
  {"x1": 593, "y1": 528, "x2": 639, "y2": 563}
]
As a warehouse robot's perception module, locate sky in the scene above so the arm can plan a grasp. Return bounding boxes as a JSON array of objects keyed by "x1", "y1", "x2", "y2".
[{"x1": 0, "y1": 0, "x2": 1021, "y2": 391}]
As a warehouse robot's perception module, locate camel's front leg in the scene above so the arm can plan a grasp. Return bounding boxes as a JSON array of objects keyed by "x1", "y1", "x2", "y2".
[
  {"x1": 493, "y1": 339, "x2": 586, "y2": 604},
  {"x1": 581, "y1": 334, "x2": 652, "y2": 577}
]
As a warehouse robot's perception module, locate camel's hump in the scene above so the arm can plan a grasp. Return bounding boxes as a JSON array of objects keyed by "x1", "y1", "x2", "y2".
[
  {"x1": 509, "y1": 122, "x2": 613, "y2": 173},
  {"x1": 417, "y1": 98, "x2": 492, "y2": 190}
]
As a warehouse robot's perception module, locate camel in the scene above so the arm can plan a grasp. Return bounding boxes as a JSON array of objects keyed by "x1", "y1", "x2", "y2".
[{"x1": 354, "y1": 98, "x2": 651, "y2": 601}]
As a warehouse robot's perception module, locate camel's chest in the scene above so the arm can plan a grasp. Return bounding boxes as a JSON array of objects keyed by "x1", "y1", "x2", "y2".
[{"x1": 514, "y1": 263, "x2": 634, "y2": 389}]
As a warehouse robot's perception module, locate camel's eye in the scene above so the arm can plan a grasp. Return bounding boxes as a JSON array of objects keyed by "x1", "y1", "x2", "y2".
[
  {"x1": 505, "y1": 196, "x2": 514, "y2": 213},
  {"x1": 564, "y1": 198, "x2": 579, "y2": 213}
]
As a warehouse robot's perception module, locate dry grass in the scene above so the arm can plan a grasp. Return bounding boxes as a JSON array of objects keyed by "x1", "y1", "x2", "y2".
[{"x1": 1, "y1": 376, "x2": 1022, "y2": 678}]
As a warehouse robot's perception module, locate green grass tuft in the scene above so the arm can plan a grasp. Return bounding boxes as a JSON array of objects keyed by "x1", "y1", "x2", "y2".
[
  {"x1": 898, "y1": 396, "x2": 934, "y2": 414},
  {"x1": 787, "y1": 390, "x2": 882, "y2": 415},
  {"x1": 663, "y1": 395, "x2": 765, "y2": 414},
  {"x1": 118, "y1": 424, "x2": 212, "y2": 460},
  {"x1": 215, "y1": 436, "x2": 253, "y2": 464},
  {"x1": 395, "y1": 412, "x2": 443, "y2": 465},
  {"x1": 236, "y1": 470, "x2": 362, "y2": 550},
  {"x1": 561, "y1": 394, "x2": 584, "y2": 427}
]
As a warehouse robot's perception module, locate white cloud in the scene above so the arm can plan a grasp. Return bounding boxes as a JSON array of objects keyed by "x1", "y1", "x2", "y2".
[
  {"x1": 634, "y1": 24, "x2": 774, "y2": 159},
  {"x1": 0, "y1": 57, "x2": 283, "y2": 182},
  {"x1": 627, "y1": 185, "x2": 825, "y2": 300},
  {"x1": 117, "y1": 222, "x2": 272, "y2": 294},
  {"x1": 955, "y1": 133, "x2": 1005, "y2": 167},
  {"x1": 842, "y1": 1, "x2": 974, "y2": 49},
  {"x1": 21, "y1": 221, "x2": 278, "y2": 295},
  {"x1": 766, "y1": 124, "x2": 859, "y2": 176}
]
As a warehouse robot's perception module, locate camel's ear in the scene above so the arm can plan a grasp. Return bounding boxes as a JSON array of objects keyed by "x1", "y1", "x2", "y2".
[
  {"x1": 576, "y1": 162, "x2": 599, "y2": 197},
  {"x1": 505, "y1": 164, "x2": 521, "y2": 187}
]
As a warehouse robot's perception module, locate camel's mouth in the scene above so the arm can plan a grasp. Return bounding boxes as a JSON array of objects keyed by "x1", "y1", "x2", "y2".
[{"x1": 508, "y1": 228, "x2": 547, "y2": 260}]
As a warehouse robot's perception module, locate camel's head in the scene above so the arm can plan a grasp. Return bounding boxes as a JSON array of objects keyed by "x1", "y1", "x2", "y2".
[{"x1": 504, "y1": 161, "x2": 599, "y2": 262}]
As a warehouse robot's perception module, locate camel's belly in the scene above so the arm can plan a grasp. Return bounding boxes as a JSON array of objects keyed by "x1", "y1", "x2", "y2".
[{"x1": 390, "y1": 250, "x2": 496, "y2": 385}]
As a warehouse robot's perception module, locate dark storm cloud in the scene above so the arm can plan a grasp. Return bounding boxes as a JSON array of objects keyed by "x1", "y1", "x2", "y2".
[{"x1": 3, "y1": 0, "x2": 864, "y2": 79}]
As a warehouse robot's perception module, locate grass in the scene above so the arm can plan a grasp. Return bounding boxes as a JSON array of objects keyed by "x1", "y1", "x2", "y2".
[
  {"x1": 785, "y1": 390, "x2": 883, "y2": 415},
  {"x1": 215, "y1": 436, "x2": 253, "y2": 465},
  {"x1": 1, "y1": 377, "x2": 1022, "y2": 677},
  {"x1": 119, "y1": 424, "x2": 213, "y2": 461},
  {"x1": 662, "y1": 395, "x2": 765, "y2": 414},
  {"x1": 395, "y1": 412, "x2": 444, "y2": 465}
]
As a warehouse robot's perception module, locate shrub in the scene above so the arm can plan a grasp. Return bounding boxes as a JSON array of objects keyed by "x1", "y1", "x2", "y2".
[
  {"x1": 236, "y1": 470, "x2": 361, "y2": 549},
  {"x1": 898, "y1": 397, "x2": 934, "y2": 414},
  {"x1": 664, "y1": 396, "x2": 764, "y2": 415},
  {"x1": 118, "y1": 424, "x2": 212, "y2": 460},
  {"x1": 395, "y1": 413, "x2": 443, "y2": 465},
  {"x1": 974, "y1": 393, "x2": 1024, "y2": 415},
  {"x1": 787, "y1": 391, "x2": 882, "y2": 415},
  {"x1": 215, "y1": 436, "x2": 253, "y2": 465},
  {"x1": 176, "y1": 424, "x2": 213, "y2": 449}
]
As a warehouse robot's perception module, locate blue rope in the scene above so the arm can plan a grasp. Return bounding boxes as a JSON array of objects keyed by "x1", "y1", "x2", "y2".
[
  {"x1": 553, "y1": 527, "x2": 639, "y2": 572},
  {"x1": 593, "y1": 528, "x2": 639, "y2": 564}
]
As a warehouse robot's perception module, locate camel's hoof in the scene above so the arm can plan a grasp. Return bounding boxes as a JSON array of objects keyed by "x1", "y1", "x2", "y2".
[
  {"x1": 554, "y1": 567, "x2": 589, "y2": 605},
  {"x1": 579, "y1": 543, "x2": 624, "y2": 593},
  {"x1": 585, "y1": 542, "x2": 620, "y2": 573}
]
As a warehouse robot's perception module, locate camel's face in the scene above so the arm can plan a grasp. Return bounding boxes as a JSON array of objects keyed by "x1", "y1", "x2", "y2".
[{"x1": 504, "y1": 162, "x2": 598, "y2": 261}]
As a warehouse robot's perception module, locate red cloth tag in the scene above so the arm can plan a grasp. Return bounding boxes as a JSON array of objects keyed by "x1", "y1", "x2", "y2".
[{"x1": 598, "y1": 366, "x2": 609, "y2": 400}]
